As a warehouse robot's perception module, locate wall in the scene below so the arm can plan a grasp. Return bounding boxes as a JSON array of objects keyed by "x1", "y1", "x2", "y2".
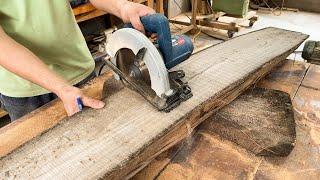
[
  {"x1": 168, "y1": 0, "x2": 190, "y2": 18},
  {"x1": 275, "y1": 0, "x2": 320, "y2": 13}
]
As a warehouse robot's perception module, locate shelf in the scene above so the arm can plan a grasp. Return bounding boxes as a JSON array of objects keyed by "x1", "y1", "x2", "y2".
[
  {"x1": 72, "y1": 0, "x2": 152, "y2": 23},
  {"x1": 72, "y1": 3, "x2": 96, "y2": 16}
]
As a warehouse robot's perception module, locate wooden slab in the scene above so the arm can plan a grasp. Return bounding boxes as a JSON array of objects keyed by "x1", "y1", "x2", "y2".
[{"x1": 0, "y1": 28, "x2": 307, "y2": 179}]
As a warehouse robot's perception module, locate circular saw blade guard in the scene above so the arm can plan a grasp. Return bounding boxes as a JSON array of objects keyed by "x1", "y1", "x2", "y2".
[{"x1": 106, "y1": 28, "x2": 172, "y2": 97}]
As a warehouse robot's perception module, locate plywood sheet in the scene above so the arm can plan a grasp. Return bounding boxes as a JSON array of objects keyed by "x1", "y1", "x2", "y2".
[{"x1": 0, "y1": 28, "x2": 307, "y2": 179}]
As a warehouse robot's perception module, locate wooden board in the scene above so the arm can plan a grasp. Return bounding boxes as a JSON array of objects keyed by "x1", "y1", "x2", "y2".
[{"x1": 0, "y1": 28, "x2": 307, "y2": 179}]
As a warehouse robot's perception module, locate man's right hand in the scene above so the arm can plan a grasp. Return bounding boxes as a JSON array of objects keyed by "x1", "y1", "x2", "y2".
[{"x1": 56, "y1": 85, "x2": 105, "y2": 116}]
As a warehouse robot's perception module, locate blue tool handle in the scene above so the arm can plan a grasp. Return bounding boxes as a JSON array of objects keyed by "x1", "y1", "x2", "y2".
[{"x1": 123, "y1": 13, "x2": 193, "y2": 69}]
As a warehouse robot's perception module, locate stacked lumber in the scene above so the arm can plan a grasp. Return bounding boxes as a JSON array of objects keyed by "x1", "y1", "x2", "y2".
[{"x1": 0, "y1": 27, "x2": 307, "y2": 179}]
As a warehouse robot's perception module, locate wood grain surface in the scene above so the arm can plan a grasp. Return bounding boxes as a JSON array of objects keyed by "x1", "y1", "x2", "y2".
[
  {"x1": 0, "y1": 73, "x2": 111, "y2": 158},
  {"x1": 0, "y1": 28, "x2": 308, "y2": 179}
]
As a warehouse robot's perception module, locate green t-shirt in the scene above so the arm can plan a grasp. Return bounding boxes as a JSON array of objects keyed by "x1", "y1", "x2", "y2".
[{"x1": 0, "y1": 0, "x2": 95, "y2": 97}]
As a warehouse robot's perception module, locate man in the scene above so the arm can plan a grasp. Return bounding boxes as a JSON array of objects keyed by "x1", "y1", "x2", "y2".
[{"x1": 0, "y1": 0, "x2": 155, "y2": 121}]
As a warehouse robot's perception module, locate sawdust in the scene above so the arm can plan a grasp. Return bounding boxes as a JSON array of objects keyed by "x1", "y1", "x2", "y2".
[
  {"x1": 156, "y1": 132, "x2": 262, "y2": 180},
  {"x1": 201, "y1": 88, "x2": 296, "y2": 156}
]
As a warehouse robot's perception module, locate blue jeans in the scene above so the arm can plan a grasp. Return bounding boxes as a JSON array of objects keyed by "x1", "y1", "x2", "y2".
[
  {"x1": 124, "y1": 13, "x2": 194, "y2": 69},
  {"x1": 0, "y1": 72, "x2": 96, "y2": 121}
]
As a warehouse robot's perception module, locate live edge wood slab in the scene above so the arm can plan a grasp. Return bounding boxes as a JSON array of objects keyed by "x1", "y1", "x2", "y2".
[{"x1": 0, "y1": 27, "x2": 307, "y2": 179}]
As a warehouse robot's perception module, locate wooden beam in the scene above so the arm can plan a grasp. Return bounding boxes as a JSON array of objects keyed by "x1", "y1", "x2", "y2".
[
  {"x1": 156, "y1": 0, "x2": 164, "y2": 14},
  {"x1": 191, "y1": 0, "x2": 198, "y2": 26},
  {"x1": 147, "y1": 0, "x2": 154, "y2": 8},
  {"x1": 0, "y1": 28, "x2": 308, "y2": 179},
  {"x1": 169, "y1": 19, "x2": 240, "y2": 32},
  {"x1": 0, "y1": 73, "x2": 111, "y2": 158}
]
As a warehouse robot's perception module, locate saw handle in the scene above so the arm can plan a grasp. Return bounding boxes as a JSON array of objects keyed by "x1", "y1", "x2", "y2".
[{"x1": 123, "y1": 13, "x2": 193, "y2": 69}]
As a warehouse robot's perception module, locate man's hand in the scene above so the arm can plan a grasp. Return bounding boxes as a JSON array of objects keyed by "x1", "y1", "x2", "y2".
[
  {"x1": 0, "y1": 26, "x2": 104, "y2": 117},
  {"x1": 120, "y1": 2, "x2": 155, "y2": 33},
  {"x1": 90, "y1": 0, "x2": 155, "y2": 33},
  {"x1": 56, "y1": 85, "x2": 105, "y2": 116}
]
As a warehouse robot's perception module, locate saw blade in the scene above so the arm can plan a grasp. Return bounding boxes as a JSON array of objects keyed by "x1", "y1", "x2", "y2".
[
  {"x1": 105, "y1": 58, "x2": 167, "y2": 110},
  {"x1": 116, "y1": 48, "x2": 151, "y2": 86}
]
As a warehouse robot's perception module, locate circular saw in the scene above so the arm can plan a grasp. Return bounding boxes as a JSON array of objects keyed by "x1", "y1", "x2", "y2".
[{"x1": 105, "y1": 28, "x2": 192, "y2": 112}]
